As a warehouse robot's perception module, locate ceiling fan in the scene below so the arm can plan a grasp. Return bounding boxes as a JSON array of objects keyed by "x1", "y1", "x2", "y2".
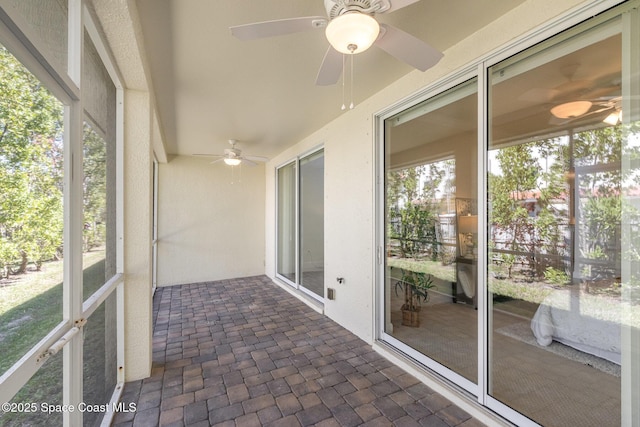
[
  {"x1": 193, "y1": 140, "x2": 269, "y2": 166},
  {"x1": 230, "y1": 0, "x2": 443, "y2": 86},
  {"x1": 549, "y1": 96, "x2": 622, "y2": 126},
  {"x1": 516, "y1": 65, "x2": 623, "y2": 125}
]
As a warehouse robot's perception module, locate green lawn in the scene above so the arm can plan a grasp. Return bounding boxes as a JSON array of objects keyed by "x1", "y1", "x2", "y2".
[
  {"x1": 387, "y1": 257, "x2": 456, "y2": 283},
  {"x1": 0, "y1": 250, "x2": 106, "y2": 374},
  {"x1": 0, "y1": 250, "x2": 111, "y2": 426}
]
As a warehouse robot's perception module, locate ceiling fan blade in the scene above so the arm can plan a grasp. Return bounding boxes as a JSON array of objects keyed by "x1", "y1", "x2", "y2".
[
  {"x1": 375, "y1": 24, "x2": 443, "y2": 72},
  {"x1": 230, "y1": 16, "x2": 327, "y2": 41},
  {"x1": 241, "y1": 158, "x2": 258, "y2": 167},
  {"x1": 244, "y1": 155, "x2": 269, "y2": 162},
  {"x1": 383, "y1": 0, "x2": 421, "y2": 13},
  {"x1": 193, "y1": 153, "x2": 223, "y2": 159},
  {"x1": 316, "y1": 46, "x2": 343, "y2": 86},
  {"x1": 519, "y1": 88, "x2": 560, "y2": 103},
  {"x1": 210, "y1": 158, "x2": 225, "y2": 164}
]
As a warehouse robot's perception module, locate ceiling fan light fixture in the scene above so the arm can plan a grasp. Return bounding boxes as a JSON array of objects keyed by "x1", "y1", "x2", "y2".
[
  {"x1": 224, "y1": 157, "x2": 242, "y2": 166},
  {"x1": 550, "y1": 100, "x2": 592, "y2": 119},
  {"x1": 325, "y1": 12, "x2": 380, "y2": 54},
  {"x1": 603, "y1": 110, "x2": 622, "y2": 126}
]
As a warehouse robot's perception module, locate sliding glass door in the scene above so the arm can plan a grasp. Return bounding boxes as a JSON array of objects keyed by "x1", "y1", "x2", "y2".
[
  {"x1": 486, "y1": 13, "x2": 630, "y2": 426},
  {"x1": 277, "y1": 161, "x2": 297, "y2": 283},
  {"x1": 300, "y1": 150, "x2": 325, "y2": 297},
  {"x1": 382, "y1": 79, "x2": 479, "y2": 390},
  {"x1": 379, "y1": 2, "x2": 639, "y2": 426},
  {"x1": 276, "y1": 149, "x2": 325, "y2": 300}
]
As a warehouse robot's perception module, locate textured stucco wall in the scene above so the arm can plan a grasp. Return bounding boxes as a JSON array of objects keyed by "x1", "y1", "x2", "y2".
[
  {"x1": 157, "y1": 156, "x2": 266, "y2": 286},
  {"x1": 123, "y1": 90, "x2": 153, "y2": 381}
]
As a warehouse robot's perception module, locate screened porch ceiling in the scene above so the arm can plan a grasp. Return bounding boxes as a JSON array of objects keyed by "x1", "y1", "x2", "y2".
[{"x1": 133, "y1": 0, "x2": 527, "y2": 160}]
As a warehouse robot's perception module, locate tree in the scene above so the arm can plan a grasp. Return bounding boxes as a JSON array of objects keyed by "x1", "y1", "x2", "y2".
[
  {"x1": 387, "y1": 166, "x2": 424, "y2": 257},
  {"x1": 489, "y1": 124, "x2": 640, "y2": 284},
  {"x1": 0, "y1": 46, "x2": 63, "y2": 275},
  {"x1": 489, "y1": 143, "x2": 540, "y2": 276},
  {"x1": 388, "y1": 163, "x2": 446, "y2": 259},
  {"x1": 82, "y1": 123, "x2": 107, "y2": 252},
  {"x1": 573, "y1": 127, "x2": 625, "y2": 278}
]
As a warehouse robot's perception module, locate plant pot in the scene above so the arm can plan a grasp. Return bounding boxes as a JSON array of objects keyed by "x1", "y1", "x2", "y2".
[{"x1": 401, "y1": 304, "x2": 420, "y2": 327}]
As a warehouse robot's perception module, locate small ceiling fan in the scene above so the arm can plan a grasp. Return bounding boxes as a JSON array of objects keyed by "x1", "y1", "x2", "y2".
[
  {"x1": 549, "y1": 96, "x2": 622, "y2": 126},
  {"x1": 193, "y1": 140, "x2": 269, "y2": 166},
  {"x1": 230, "y1": 0, "x2": 443, "y2": 86}
]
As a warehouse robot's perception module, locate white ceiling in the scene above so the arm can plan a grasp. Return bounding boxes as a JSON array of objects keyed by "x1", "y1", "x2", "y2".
[{"x1": 135, "y1": 0, "x2": 527, "y2": 160}]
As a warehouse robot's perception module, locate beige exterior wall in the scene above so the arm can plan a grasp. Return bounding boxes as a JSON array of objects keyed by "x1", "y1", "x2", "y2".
[{"x1": 157, "y1": 156, "x2": 266, "y2": 286}]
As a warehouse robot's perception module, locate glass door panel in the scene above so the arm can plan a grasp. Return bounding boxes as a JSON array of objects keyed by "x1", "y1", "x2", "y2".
[
  {"x1": 487, "y1": 19, "x2": 625, "y2": 426},
  {"x1": 384, "y1": 79, "x2": 478, "y2": 385},
  {"x1": 277, "y1": 162, "x2": 297, "y2": 283},
  {"x1": 299, "y1": 150, "x2": 324, "y2": 298}
]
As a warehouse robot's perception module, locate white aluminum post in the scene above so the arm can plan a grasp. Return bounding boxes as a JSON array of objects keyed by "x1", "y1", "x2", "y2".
[{"x1": 621, "y1": 6, "x2": 640, "y2": 426}]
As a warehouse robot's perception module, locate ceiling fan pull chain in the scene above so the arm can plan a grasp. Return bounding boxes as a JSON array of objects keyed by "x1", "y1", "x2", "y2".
[
  {"x1": 341, "y1": 53, "x2": 346, "y2": 110},
  {"x1": 349, "y1": 53, "x2": 354, "y2": 109}
]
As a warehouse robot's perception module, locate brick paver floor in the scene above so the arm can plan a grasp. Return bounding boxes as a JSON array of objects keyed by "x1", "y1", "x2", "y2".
[{"x1": 112, "y1": 275, "x2": 486, "y2": 426}]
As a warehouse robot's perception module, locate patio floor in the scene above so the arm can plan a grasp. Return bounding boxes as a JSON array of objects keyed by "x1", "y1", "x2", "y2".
[{"x1": 112, "y1": 275, "x2": 486, "y2": 427}]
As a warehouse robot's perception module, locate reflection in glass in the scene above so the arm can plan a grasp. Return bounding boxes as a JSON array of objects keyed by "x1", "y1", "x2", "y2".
[
  {"x1": 300, "y1": 150, "x2": 324, "y2": 297},
  {"x1": 488, "y1": 24, "x2": 627, "y2": 426},
  {"x1": 277, "y1": 162, "x2": 297, "y2": 283},
  {"x1": 0, "y1": 44, "x2": 64, "y2": 378},
  {"x1": 384, "y1": 79, "x2": 478, "y2": 384}
]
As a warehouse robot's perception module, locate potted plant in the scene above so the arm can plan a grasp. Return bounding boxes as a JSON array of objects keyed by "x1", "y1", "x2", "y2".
[{"x1": 395, "y1": 269, "x2": 434, "y2": 327}]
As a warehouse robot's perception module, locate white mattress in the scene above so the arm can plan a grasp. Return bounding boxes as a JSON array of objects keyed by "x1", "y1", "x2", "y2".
[{"x1": 530, "y1": 288, "x2": 621, "y2": 364}]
